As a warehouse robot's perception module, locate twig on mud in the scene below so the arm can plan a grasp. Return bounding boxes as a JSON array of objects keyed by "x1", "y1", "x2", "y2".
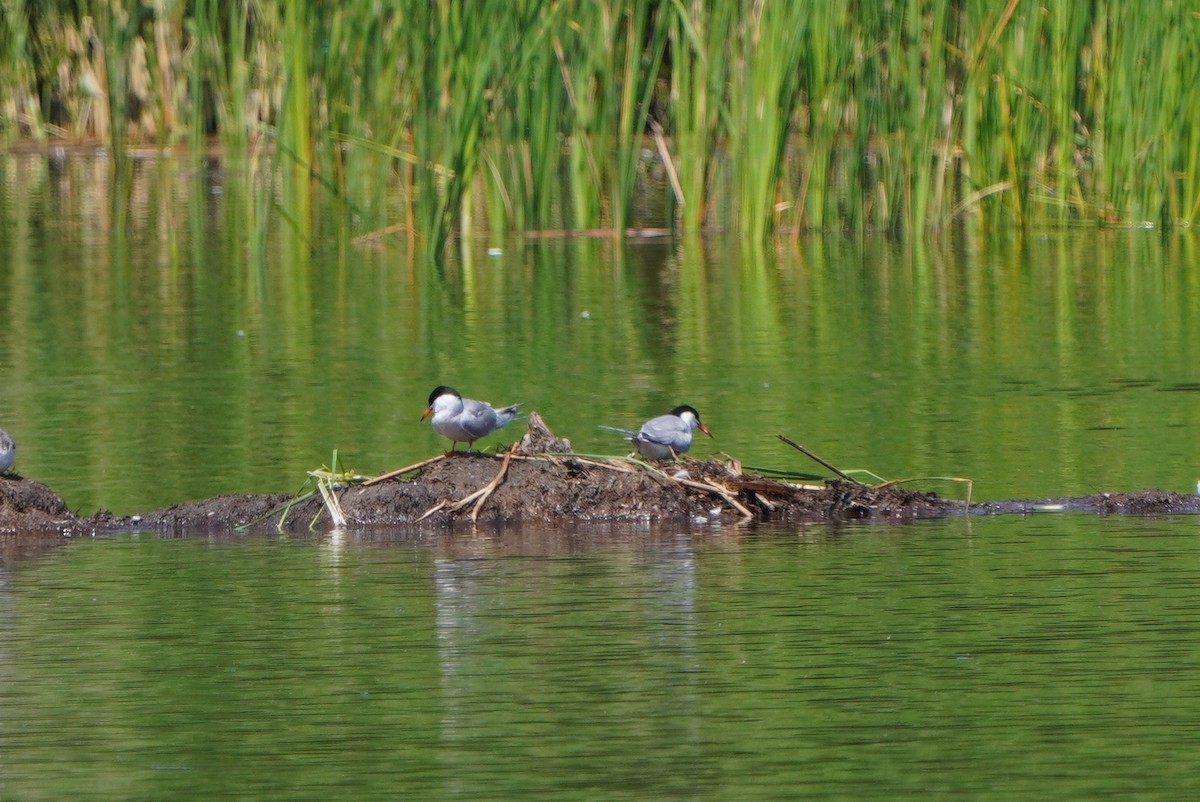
[
  {"x1": 565, "y1": 452, "x2": 660, "y2": 473},
  {"x1": 628, "y1": 459, "x2": 680, "y2": 488},
  {"x1": 468, "y1": 451, "x2": 513, "y2": 523},
  {"x1": 505, "y1": 452, "x2": 614, "y2": 470},
  {"x1": 749, "y1": 491, "x2": 776, "y2": 512},
  {"x1": 716, "y1": 452, "x2": 742, "y2": 474},
  {"x1": 548, "y1": 452, "x2": 698, "y2": 489},
  {"x1": 416, "y1": 499, "x2": 450, "y2": 522},
  {"x1": 672, "y1": 476, "x2": 755, "y2": 522},
  {"x1": 550, "y1": 451, "x2": 744, "y2": 511},
  {"x1": 376, "y1": 451, "x2": 568, "y2": 485},
  {"x1": 364, "y1": 454, "x2": 447, "y2": 486},
  {"x1": 739, "y1": 464, "x2": 826, "y2": 483},
  {"x1": 777, "y1": 435, "x2": 863, "y2": 485},
  {"x1": 418, "y1": 451, "x2": 516, "y2": 524}
]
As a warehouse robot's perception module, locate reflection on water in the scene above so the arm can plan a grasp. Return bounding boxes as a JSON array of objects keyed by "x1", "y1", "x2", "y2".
[
  {"x1": 4, "y1": 516, "x2": 1200, "y2": 798},
  {"x1": 433, "y1": 536, "x2": 703, "y2": 797}
]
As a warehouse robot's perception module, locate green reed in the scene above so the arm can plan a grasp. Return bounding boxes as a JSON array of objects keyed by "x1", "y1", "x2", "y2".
[
  {"x1": 489, "y1": 41, "x2": 564, "y2": 231},
  {"x1": 3, "y1": 1, "x2": 1199, "y2": 245},
  {"x1": 666, "y1": 0, "x2": 732, "y2": 231},
  {"x1": 0, "y1": 0, "x2": 40, "y2": 144},
  {"x1": 399, "y1": 0, "x2": 550, "y2": 255},
  {"x1": 727, "y1": 1, "x2": 805, "y2": 240},
  {"x1": 611, "y1": 0, "x2": 668, "y2": 231}
]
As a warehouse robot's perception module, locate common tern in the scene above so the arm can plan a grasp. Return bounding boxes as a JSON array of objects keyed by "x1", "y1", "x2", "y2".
[
  {"x1": 601, "y1": 404, "x2": 713, "y2": 461},
  {"x1": 0, "y1": 427, "x2": 14, "y2": 474},
  {"x1": 421, "y1": 385, "x2": 523, "y2": 453}
]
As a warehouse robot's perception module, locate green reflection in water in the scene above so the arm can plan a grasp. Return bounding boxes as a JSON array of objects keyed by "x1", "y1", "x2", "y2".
[
  {"x1": 3, "y1": 516, "x2": 1200, "y2": 799},
  {"x1": 1, "y1": 155, "x2": 1200, "y2": 514}
]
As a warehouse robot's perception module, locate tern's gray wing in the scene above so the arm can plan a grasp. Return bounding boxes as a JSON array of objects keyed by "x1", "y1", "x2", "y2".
[
  {"x1": 459, "y1": 399, "x2": 501, "y2": 439},
  {"x1": 638, "y1": 414, "x2": 691, "y2": 449}
]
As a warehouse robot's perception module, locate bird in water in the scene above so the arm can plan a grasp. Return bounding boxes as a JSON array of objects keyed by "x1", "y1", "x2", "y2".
[
  {"x1": 600, "y1": 404, "x2": 713, "y2": 461},
  {"x1": 0, "y1": 427, "x2": 14, "y2": 475},
  {"x1": 421, "y1": 386, "x2": 523, "y2": 454}
]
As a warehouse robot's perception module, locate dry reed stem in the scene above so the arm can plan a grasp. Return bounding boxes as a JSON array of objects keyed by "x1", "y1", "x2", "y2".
[
  {"x1": 364, "y1": 454, "x2": 447, "y2": 486},
  {"x1": 468, "y1": 451, "x2": 513, "y2": 523},
  {"x1": 415, "y1": 499, "x2": 449, "y2": 522},
  {"x1": 314, "y1": 478, "x2": 347, "y2": 528},
  {"x1": 776, "y1": 435, "x2": 861, "y2": 485},
  {"x1": 414, "y1": 451, "x2": 515, "y2": 523}
]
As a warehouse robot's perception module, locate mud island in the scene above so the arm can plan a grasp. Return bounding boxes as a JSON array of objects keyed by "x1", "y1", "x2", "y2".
[{"x1": 3, "y1": 414, "x2": 1200, "y2": 536}]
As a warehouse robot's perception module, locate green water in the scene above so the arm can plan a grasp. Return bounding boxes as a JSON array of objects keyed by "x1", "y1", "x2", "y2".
[
  {"x1": 4, "y1": 153, "x2": 1200, "y2": 798},
  {"x1": 2, "y1": 155, "x2": 1200, "y2": 513},
  {"x1": 4, "y1": 517, "x2": 1200, "y2": 800}
]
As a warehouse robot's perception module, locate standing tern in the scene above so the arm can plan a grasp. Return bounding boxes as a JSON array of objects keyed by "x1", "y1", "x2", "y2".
[
  {"x1": 421, "y1": 385, "x2": 523, "y2": 454},
  {"x1": 600, "y1": 404, "x2": 713, "y2": 461}
]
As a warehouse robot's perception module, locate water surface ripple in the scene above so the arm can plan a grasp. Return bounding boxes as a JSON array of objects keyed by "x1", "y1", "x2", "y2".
[{"x1": 3, "y1": 515, "x2": 1200, "y2": 799}]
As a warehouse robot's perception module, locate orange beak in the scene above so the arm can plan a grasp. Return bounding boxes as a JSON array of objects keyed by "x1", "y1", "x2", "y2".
[
  {"x1": 698, "y1": 423, "x2": 713, "y2": 438},
  {"x1": 420, "y1": 406, "x2": 433, "y2": 422}
]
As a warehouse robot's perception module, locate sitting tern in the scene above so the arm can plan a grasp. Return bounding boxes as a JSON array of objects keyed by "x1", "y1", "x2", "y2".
[{"x1": 600, "y1": 404, "x2": 713, "y2": 461}]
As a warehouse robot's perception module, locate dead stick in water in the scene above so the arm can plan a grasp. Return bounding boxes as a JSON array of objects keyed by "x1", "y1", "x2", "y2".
[{"x1": 776, "y1": 435, "x2": 863, "y2": 485}]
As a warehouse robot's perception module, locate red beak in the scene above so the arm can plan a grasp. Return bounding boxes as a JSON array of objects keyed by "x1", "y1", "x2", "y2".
[
  {"x1": 698, "y1": 423, "x2": 713, "y2": 438},
  {"x1": 420, "y1": 407, "x2": 433, "y2": 422}
]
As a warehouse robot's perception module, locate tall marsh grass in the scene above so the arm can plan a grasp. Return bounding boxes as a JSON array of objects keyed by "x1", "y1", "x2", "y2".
[{"x1": 2, "y1": 1, "x2": 1198, "y2": 250}]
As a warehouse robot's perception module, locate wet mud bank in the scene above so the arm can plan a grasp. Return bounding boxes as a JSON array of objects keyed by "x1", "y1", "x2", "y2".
[
  {"x1": 5, "y1": 416, "x2": 1200, "y2": 535},
  {"x1": 971, "y1": 490, "x2": 1200, "y2": 517},
  {"x1": 5, "y1": 461, "x2": 1200, "y2": 537},
  {"x1": 2, "y1": 456, "x2": 958, "y2": 536}
]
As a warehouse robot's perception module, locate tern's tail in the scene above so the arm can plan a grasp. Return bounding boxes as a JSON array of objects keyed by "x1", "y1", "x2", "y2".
[
  {"x1": 598, "y1": 424, "x2": 637, "y2": 439},
  {"x1": 495, "y1": 403, "x2": 524, "y2": 427}
]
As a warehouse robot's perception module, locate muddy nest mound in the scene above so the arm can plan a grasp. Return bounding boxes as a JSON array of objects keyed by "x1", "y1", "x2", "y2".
[
  {"x1": 95, "y1": 454, "x2": 957, "y2": 534},
  {"x1": 92, "y1": 412, "x2": 954, "y2": 533},
  {"x1": 304, "y1": 455, "x2": 956, "y2": 529}
]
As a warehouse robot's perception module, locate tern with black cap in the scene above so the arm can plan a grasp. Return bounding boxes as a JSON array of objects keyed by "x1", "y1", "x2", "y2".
[
  {"x1": 422, "y1": 386, "x2": 522, "y2": 454},
  {"x1": 601, "y1": 404, "x2": 712, "y2": 461}
]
